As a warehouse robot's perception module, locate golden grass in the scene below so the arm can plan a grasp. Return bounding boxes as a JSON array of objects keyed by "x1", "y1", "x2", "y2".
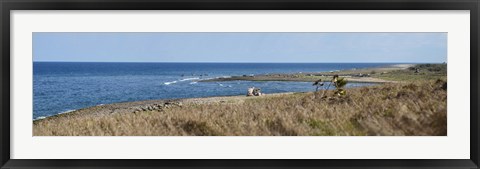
[
  {"x1": 33, "y1": 80, "x2": 447, "y2": 136},
  {"x1": 373, "y1": 64, "x2": 447, "y2": 82}
]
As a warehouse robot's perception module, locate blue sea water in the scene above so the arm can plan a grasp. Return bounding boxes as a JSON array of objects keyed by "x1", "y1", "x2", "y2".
[{"x1": 33, "y1": 62, "x2": 392, "y2": 119}]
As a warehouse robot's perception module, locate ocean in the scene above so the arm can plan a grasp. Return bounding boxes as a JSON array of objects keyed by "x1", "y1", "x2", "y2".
[{"x1": 33, "y1": 62, "x2": 392, "y2": 120}]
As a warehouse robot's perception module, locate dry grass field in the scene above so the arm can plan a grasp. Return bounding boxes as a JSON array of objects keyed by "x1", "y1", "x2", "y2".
[{"x1": 33, "y1": 79, "x2": 447, "y2": 136}]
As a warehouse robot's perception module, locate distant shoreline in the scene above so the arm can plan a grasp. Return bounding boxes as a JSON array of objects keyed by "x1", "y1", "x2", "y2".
[
  {"x1": 33, "y1": 61, "x2": 427, "y2": 64},
  {"x1": 199, "y1": 64, "x2": 415, "y2": 83}
]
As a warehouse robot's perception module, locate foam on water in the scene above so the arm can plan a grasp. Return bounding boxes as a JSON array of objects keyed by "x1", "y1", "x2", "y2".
[
  {"x1": 165, "y1": 77, "x2": 200, "y2": 85},
  {"x1": 164, "y1": 81, "x2": 178, "y2": 85},
  {"x1": 34, "y1": 116, "x2": 46, "y2": 120},
  {"x1": 59, "y1": 109, "x2": 75, "y2": 114},
  {"x1": 179, "y1": 77, "x2": 200, "y2": 82}
]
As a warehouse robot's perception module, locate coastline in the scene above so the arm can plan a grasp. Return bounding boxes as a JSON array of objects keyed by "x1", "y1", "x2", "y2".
[
  {"x1": 33, "y1": 64, "x2": 446, "y2": 123},
  {"x1": 199, "y1": 64, "x2": 415, "y2": 83},
  {"x1": 34, "y1": 64, "x2": 412, "y2": 121},
  {"x1": 33, "y1": 92, "x2": 301, "y2": 122},
  {"x1": 33, "y1": 79, "x2": 447, "y2": 136},
  {"x1": 33, "y1": 63, "x2": 421, "y2": 122}
]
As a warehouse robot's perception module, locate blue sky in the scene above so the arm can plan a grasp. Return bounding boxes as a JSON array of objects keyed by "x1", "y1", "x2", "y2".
[{"x1": 33, "y1": 32, "x2": 447, "y2": 63}]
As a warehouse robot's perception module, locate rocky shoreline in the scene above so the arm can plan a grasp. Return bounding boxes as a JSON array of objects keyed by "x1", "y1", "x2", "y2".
[
  {"x1": 33, "y1": 92, "x2": 297, "y2": 122},
  {"x1": 34, "y1": 99, "x2": 182, "y2": 122}
]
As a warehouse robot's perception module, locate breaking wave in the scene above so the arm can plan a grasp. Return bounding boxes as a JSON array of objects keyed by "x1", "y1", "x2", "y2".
[
  {"x1": 179, "y1": 77, "x2": 200, "y2": 82},
  {"x1": 33, "y1": 109, "x2": 76, "y2": 120},
  {"x1": 164, "y1": 81, "x2": 178, "y2": 85},
  {"x1": 165, "y1": 77, "x2": 201, "y2": 85},
  {"x1": 59, "y1": 109, "x2": 75, "y2": 114},
  {"x1": 34, "y1": 116, "x2": 46, "y2": 120}
]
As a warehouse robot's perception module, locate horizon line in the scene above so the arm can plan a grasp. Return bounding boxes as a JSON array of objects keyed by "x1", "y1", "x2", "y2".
[{"x1": 32, "y1": 61, "x2": 444, "y2": 64}]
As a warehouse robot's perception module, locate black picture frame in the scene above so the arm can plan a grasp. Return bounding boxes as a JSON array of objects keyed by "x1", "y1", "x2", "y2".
[{"x1": 1, "y1": 0, "x2": 479, "y2": 168}]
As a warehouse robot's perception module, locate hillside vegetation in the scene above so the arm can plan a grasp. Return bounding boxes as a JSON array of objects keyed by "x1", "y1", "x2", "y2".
[
  {"x1": 33, "y1": 79, "x2": 447, "y2": 136},
  {"x1": 373, "y1": 64, "x2": 447, "y2": 82}
]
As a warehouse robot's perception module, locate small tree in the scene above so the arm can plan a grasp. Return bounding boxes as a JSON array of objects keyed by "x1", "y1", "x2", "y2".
[
  {"x1": 333, "y1": 77, "x2": 347, "y2": 96},
  {"x1": 314, "y1": 75, "x2": 348, "y2": 99}
]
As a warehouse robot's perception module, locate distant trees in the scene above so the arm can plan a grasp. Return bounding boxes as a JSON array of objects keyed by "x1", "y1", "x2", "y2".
[{"x1": 408, "y1": 64, "x2": 447, "y2": 73}]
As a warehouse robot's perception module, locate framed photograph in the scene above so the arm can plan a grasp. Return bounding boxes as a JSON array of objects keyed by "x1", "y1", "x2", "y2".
[{"x1": 1, "y1": 0, "x2": 479, "y2": 168}]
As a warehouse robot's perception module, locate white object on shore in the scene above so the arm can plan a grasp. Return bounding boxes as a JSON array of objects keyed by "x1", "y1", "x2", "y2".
[
  {"x1": 247, "y1": 87, "x2": 254, "y2": 96},
  {"x1": 253, "y1": 88, "x2": 263, "y2": 96},
  {"x1": 247, "y1": 87, "x2": 264, "y2": 96}
]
